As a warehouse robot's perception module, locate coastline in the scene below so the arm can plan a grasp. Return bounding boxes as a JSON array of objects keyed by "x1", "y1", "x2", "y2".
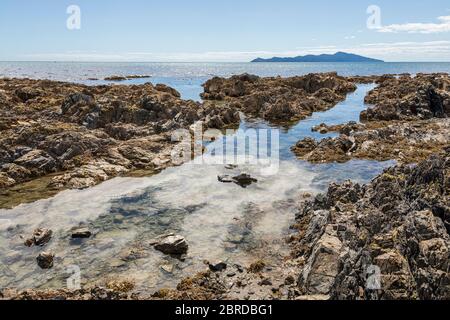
[{"x1": 0, "y1": 71, "x2": 449, "y2": 300}]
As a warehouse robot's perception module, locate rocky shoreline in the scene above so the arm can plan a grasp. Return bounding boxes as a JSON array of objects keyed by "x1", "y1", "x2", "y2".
[
  {"x1": 0, "y1": 73, "x2": 357, "y2": 208},
  {"x1": 1, "y1": 72, "x2": 449, "y2": 300},
  {"x1": 292, "y1": 73, "x2": 450, "y2": 164}
]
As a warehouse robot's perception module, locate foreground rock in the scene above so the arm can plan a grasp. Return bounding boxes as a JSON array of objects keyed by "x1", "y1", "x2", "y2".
[
  {"x1": 293, "y1": 74, "x2": 450, "y2": 164},
  {"x1": 202, "y1": 73, "x2": 357, "y2": 123},
  {"x1": 291, "y1": 150, "x2": 449, "y2": 299}
]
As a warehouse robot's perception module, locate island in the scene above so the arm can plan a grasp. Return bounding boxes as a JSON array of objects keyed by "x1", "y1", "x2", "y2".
[{"x1": 251, "y1": 51, "x2": 384, "y2": 63}]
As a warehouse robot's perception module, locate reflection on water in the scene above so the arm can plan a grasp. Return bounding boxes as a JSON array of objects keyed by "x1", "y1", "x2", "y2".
[{"x1": 0, "y1": 85, "x2": 393, "y2": 292}]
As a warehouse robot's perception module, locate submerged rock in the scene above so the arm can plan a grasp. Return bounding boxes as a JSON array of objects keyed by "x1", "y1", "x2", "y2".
[
  {"x1": 218, "y1": 173, "x2": 258, "y2": 188},
  {"x1": 24, "y1": 228, "x2": 53, "y2": 247},
  {"x1": 71, "y1": 227, "x2": 92, "y2": 239},
  {"x1": 36, "y1": 252, "x2": 54, "y2": 269},
  {"x1": 232, "y1": 174, "x2": 258, "y2": 188}
]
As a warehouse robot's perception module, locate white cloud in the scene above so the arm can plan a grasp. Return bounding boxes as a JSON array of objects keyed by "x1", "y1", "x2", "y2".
[
  {"x1": 378, "y1": 15, "x2": 450, "y2": 34},
  {"x1": 18, "y1": 41, "x2": 450, "y2": 62}
]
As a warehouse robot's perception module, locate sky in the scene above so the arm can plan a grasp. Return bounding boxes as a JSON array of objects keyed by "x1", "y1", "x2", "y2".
[{"x1": 1, "y1": 0, "x2": 450, "y2": 62}]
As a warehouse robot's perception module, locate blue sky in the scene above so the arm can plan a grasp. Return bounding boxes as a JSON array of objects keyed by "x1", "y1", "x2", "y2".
[{"x1": 1, "y1": 0, "x2": 450, "y2": 61}]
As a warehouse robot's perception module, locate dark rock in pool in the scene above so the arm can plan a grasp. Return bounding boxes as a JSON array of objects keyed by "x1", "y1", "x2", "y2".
[
  {"x1": 71, "y1": 227, "x2": 92, "y2": 239},
  {"x1": 218, "y1": 173, "x2": 258, "y2": 188},
  {"x1": 152, "y1": 234, "x2": 188, "y2": 255},
  {"x1": 207, "y1": 261, "x2": 228, "y2": 272},
  {"x1": 24, "y1": 228, "x2": 53, "y2": 247},
  {"x1": 36, "y1": 252, "x2": 54, "y2": 269}
]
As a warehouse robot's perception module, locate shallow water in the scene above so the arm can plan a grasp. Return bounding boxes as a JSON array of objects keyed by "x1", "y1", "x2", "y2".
[{"x1": 0, "y1": 83, "x2": 394, "y2": 292}]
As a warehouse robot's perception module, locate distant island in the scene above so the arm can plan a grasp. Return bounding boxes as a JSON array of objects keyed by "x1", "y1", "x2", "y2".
[{"x1": 251, "y1": 52, "x2": 384, "y2": 63}]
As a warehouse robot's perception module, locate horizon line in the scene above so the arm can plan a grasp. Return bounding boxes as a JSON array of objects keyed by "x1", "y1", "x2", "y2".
[{"x1": 1, "y1": 60, "x2": 450, "y2": 63}]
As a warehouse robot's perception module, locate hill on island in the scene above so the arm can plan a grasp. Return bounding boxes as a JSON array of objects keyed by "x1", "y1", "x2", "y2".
[{"x1": 251, "y1": 52, "x2": 384, "y2": 63}]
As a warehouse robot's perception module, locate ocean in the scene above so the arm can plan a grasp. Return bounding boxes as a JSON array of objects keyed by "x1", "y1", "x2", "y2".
[{"x1": 1, "y1": 61, "x2": 450, "y2": 101}]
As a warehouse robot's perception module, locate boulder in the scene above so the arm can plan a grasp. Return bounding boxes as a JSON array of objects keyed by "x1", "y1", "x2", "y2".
[
  {"x1": 24, "y1": 228, "x2": 53, "y2": 247},
  {"x1": 36, "y1": 252, "x2": 54, "y2": 269},
  {"x1": 153, "y1": 234, "x2": 188, "y2": 255}
]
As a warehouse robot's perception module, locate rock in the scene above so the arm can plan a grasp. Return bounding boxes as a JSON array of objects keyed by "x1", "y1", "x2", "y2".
[
  {"x1": 207, "y1": 261, "x2": 228, "y2": 272},
  {"x1": 231, "y1": 173, "x2": 258, "y2": 188},
  {"x1": 160, "y1": 264, "x2": 174, "y2": 274},
  {"x1": 291, "y1": 149, "x2": 450, "y2": 300},
  {"x1": 0, "y1": 172, "x2": 15, "y2": 188},
  {"x1": 218, "y1": 173, "x2": 258, "y2": 188},
  {"x1": 36, "y1": 252, "x2": 54, "y2": 269},
  {"x1": 71, "y1": 227, "x2": 92, "y2": 239},
  {"x1": 299, "y1": 232, "x2": 343, "y2": 295},
  {"x1": 24, "y1": 228, "x2": 53, "y2": 247},
  {"x1": 285, "y1": 275, "x2": 296, "y2": 285},
  {"x1": 153, "y1": 234, "x2": 188, "y2": 255},
  {"x1": 248, "y1": 260, "x2": 266, "y2": 273},
  {"x1": 15, "y1": 87, "x2": 41, "y2": 102},
  {"x1": 104, "y1": 76, "x2": 127, "y2": 81},
  {"x1": 292, "y1": 119, "x2": 450, "y2": 164},
  {"x1": 201, "y1": 73, "x2": 356, "y2": 123},
  {"x1": 258, "y1": 279, "x2": 273, "y2": 286},
  {"x1": 218, "y1": 175, "x2": 233, "y2": 183},
  {"x1": 14, "y1": 150, "x2": 56, "y2": 174}
]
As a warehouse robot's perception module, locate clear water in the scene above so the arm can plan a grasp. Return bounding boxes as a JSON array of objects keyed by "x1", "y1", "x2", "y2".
[
  {"x1": 0, "y1": 82, "x2": 394, "y2": 292},
  {"x1": 1, "y1": 61, "x2": 450, "y2": 101}
]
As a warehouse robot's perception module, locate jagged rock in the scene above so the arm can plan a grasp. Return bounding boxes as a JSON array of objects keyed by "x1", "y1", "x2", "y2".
[
  {"x1": 201, "y1": 73, "x2": 357, "y2": 123},
  {"x1": 293, "y1": 119, "x2": 450, "y2": 164},
  {"x1": 36, "y1": 252, "x2": 54, "y2": 269},
  {"x1": 299, "y1": 230, "x2": 343, "y2": 295},
  {"x1": 14, "y1": 149, "x2": 56, "y2": 174},
  {"x1": 152, "y1": 234, "x2": 189, "y2": 255},
  {"x1": 24, "y1": 228, "x2": 53, "y2": 247},
  {"x1": 363, "y1": 74, "x2": 450, "y2": 121},
  {"x1": 71, "y1": 227, "x2": 92, "y2": 239},
  {"x1": 291, "y1": 150, "x2": 450, "y2": 300}
]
